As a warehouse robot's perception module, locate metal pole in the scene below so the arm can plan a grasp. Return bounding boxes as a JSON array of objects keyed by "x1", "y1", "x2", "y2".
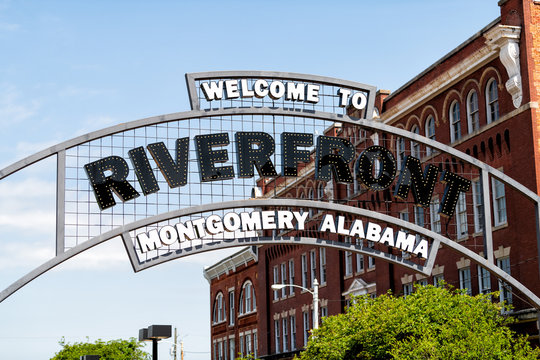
[
  {"x1": 181, "y1": 340, "x2": 184, "y2": 360},
  {"x1": 313, "y1": 278, "x2": 319, "y2": 330},
  {"x1": 152, "y1": 339, "x2": 158, "y2": 360},
  {"x1": 173, "y1": 327, "x2": 178, "y2": 360}
]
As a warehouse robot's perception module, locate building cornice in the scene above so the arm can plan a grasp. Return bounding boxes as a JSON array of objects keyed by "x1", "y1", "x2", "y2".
[
  {"x1": 382, "y1": 19, "x2": 502, "y2": 125},
  {"x1": 203, "y1": 246, "x2": 258, "y2": 282}
]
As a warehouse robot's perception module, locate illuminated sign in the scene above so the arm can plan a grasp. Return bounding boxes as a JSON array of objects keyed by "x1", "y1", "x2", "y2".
[
  {"x1": 136, "y1": 210, "x2": 429, "y2": 259},
  {"x1": 84, "y1": 132, "x2": 470, "y2": 218}
]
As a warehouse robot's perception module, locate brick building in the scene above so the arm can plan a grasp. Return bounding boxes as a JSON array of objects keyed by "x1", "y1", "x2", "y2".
[{"x1": 205, "y1": 1, "x2": 540, "y2": 359}]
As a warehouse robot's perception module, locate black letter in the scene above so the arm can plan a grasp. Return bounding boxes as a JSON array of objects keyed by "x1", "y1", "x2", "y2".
[
  {"x1": 315, "y1": 136, "x2": 354, "y2": 183},
  {"x1": 394, "y1": 155, "x2": 439, "y2": 207},
  {"x1": 129, "y1": 147, "x2": 160, "y2": 195},
  {"x1": 281, "y1": 132, "x2": 313, "y2": 177},
  {"x1": 84, "y1": 156, "x2": 139, "y2": 210},
  {"x1": 236, "y1": 132, "x2": 277, "y2": 178},
  {"x1": 147, "y1": 138, "x2": 189, "y2": 188},
  {"x1": 356, "y1": 145, "x2": 396, "y2": 190},
  {"x1": 195, "y1": 133, "x2": 235, "y2": 182},
  {"x1": 439, "y1": 170, "x2": 471, "y2": 217}
]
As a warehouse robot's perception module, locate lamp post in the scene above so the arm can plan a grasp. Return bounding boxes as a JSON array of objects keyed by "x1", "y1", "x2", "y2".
[
  {"x1": 138, "y1": 325, "x2": 172, "y2": 360},
  {"x1": 271, "y1": 278, "x2": 319, "y2": 330}
]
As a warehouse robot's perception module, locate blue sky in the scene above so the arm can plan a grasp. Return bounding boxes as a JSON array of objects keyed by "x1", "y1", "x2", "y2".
[{"x1": 0, "y1": 1, "x2": 500, "y2": 359}]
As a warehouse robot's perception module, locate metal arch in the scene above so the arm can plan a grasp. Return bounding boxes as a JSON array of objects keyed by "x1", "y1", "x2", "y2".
[
  {"x1": 2, "y1": 198, "x2": 540, "y2": 309},
  {"x1": 1, "y1": 106, "x2": 538, "y2": 205},
  {"x1": 184, "y1": 70, "x2": 378, "y2": 113}
]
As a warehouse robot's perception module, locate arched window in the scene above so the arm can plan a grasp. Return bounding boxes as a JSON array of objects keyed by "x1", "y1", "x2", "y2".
[
  {"x1": 467, "y1": 90, "x2": 479, "y2": 133},
  {"x1": 449, "y1": 101, "x2": 461, "y2": 143},
  {"x1": 308, "y1": 188, "x2": 314, "y2": 217},
  {"x1": 317, "y1": 183, "x2": 325, "y2": 200},
  {"x1": 486, "y1": 78, "x2": 499, "y2": 123},
  {"x1": 353, "y1": 156, "x2": 362, "y2": 194},
  {"x1": 425, "y1": 116, "x2": 436, "y2": 156},
  {"x1": 213, "y1": 292, "x2": 225, "y2": 323},
  {"x1": 410, "y1": 126, "x2": 420, "y2": 158},
  {"x1": 396, "y1": 137, "x2": 405, "y2": 169},
  {"x1": 239, "y1": 281, "x2": 256, "y2": 315}
]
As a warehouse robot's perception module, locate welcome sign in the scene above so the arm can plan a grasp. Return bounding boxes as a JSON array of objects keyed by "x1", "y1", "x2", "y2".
[{"x1": 2, "y1": 71, "x2": 538, "y2": 309}]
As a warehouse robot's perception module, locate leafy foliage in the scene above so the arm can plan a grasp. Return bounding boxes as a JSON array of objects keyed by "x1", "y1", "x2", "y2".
[
  {"x1": 298, "y1": 285, "x2": 540, "y2": 360},
  {"x1": 51, "y1": 337, "x2": 150, "y2": 360}
]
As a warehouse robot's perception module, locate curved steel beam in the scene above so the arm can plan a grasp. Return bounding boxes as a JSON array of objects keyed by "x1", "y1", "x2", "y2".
[
  {"x1": 1, "y1": 107, "x2": 536, "y2": 204},
  {"x1": 2, "y1": 199, "x2": 540, "y2": 309}
]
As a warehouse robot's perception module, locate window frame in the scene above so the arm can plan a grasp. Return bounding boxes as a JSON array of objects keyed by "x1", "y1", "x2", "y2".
[
  {"x1": 459, "y1": 267, "x2": 472, "y2": 295},
  {"x1": 410, "y1": 125, "x2": 420, "y2": 158},
  {"x1": 467, "y1": 89, "x2": 480, "y2": 133},
  {"x1": 425, "y1": 115, "x2": 436, "y2": 156},
  {"x1": 449, "y1": 100, "x2": 461, "y2": 143},
  {"x1": 492, "y1": 178, "x2": 507, "y2": 226},
  {"x1": 486, "y1": 78, "x2": 500, "y2": 124}
]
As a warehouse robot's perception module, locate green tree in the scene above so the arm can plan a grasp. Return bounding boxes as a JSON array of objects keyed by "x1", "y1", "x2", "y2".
[
  {"x1": 51, "y1": 337, "x2": 150, "y2": 360},
  {"x1": 298, "y1": 285, "x2": 540, "y2": 359}
]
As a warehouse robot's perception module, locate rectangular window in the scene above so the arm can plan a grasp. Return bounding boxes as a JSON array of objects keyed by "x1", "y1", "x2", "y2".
[
  {"x1": 417, "y1": 278, "x2": 428, "y2": 287},
  {"x1": 246, "y1": 334, "x2": 252, "y2": 356},
  {"x1": 290, "y1": 315, "x2": 296, "y2": 351},
  {"x1": 472, "y1": 179, "x2": 484, "y2": 233},
  {"x1": 218, "y1": 341, "x2": 223, "y2": 360},
  {"x1": 288, "y1": 259, "x2": 295, "y2": 296},
  {"x1": 240, "y1": 335, "x2": 245, "y2": 357},
  {"x1": 273, "y1": 266, "x2": 279, "y2": 300},
  {"x1": 321, "y1": 306, "x2": 328, "y2": 319},
  {"x1": 478, "y1": 266, "x2": 491, "y2": 294},
  {"x1": 492, "y1": 178, "x2": 507, "y2": 226},
  {"x1": 213, "y1": 342, "x2": 217, "y2": 360},
  {"x1": 430, "y1": 197, "x2": 441, "y2": 234},
  {"x1": 229, "y1": 291, "x2": 235, "y2": 326},
  {"x1": 319, "y1": 248, "x2": 327, "y2": 284},
  {"x1": 274, "y1": 320, "x2": 280, "y2": 353},
  {"x1": 345, "y1": 236, "x2": 353, "y2": 276},
  {"x1": 368, "y1": 241, "x2": 375, "y2": 269},
  {"x1": 403, "y1": 283, "x2": 413, "y2": 297},
  {"x1": 301, "y1": 254, "x2": 308, "y2": 288},
  {"x1": 281, "y1": 263, "x2": 287, "y2": 298},
  {"x1": 282, "y1": 318, "x2": 289, "y2": 352},
  {"x1": 456, "y1": 192, "x2": 468, "y2": 239},
  {"x1": 414, "y1": 206, "x2": 424, "y2": 228},
  {"x1": 303, "y1": 311, "x2": 310, "y2": 346},
  {"x1": 229, "y1": 339, "x2": 235, "y2": 360},
  {"x1": 310, "y1": 249, "x2": 317, "y2": 288},
  {"x1": 253, "y1": 332, "x2": 258, "y2": 358},
  {"x1": 459, "y1": 267, "x2": 472, "y2": 295},
  {"x1": 356, "y1": 253, "x2": 364, "y2": 272},
  {"x1": 433, "y1": 274, "x2": 444, "y2": 287},
  {"x1": 497, "y1": 257, "x2": 513, "y2": 311}
]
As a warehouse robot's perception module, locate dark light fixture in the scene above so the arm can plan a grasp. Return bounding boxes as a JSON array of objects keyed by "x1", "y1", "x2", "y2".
[{"x1": 138, "y1": 324, "x2": 172, "y2": 360}]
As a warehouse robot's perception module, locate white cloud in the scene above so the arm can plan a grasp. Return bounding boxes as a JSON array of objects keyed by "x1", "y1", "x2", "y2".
[
  {"x1": 0, "y1": 241, "x2": 54, "y2": 271},
  {"x1": 0, "y1": 83, "x2": 40, "y2": 126},
  {"x1": 57, "y1": 238, "x2": 129, "y2": 271},
  {"x1": 0, "y1": 178, "x2": 55, "y2": 234}
]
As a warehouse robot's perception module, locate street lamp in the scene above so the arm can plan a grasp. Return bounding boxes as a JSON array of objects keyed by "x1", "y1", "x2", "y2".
[
  {"x1": 271, "y1": 278, "x2": 320, "y2": 329},
  {"x1": 138, "y1": 325, "x2": 172, "y2": 360}
]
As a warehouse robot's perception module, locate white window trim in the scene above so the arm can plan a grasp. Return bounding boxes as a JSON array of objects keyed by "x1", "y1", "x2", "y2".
[
  {"x1": 449, "y1": 100, "x2": 461, "y2": 143},
  {"x1": 472, "y1": 178, "x2": 484, "y2": 233},
  {"x1": 491, "y1": 177, "x2": 507, "y2": 227},
  {"x1": 467, "y1": 89, "x2": 479, "y2": 134},
  {"x1": 486, "y1": 78, "x2": 499, "y2": 124},
  {"x1": 425, "y1": 115, "x2": 436, "y2": 156}
]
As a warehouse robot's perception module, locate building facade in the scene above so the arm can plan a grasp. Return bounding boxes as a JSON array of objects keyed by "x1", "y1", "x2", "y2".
[{"x1": 205, "y1": 1, "x2": 540, "y2": 358}]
